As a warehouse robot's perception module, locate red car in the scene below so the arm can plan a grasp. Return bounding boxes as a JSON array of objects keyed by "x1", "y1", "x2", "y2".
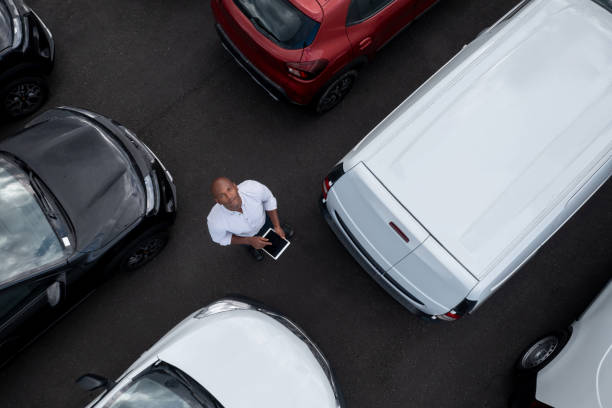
[{"x1": 212, "y1": 0, "x2": 439, "y2": 113}]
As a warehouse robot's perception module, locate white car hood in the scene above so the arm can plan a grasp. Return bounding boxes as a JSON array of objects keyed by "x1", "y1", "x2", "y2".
[{"x1": 157, "y1": 310, "x2": 337, "y2": 408}]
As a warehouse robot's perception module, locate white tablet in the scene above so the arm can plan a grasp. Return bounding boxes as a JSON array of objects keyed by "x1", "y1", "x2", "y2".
[{"x1": 261, "y1": 228, "x2": 290, "y2": 260}]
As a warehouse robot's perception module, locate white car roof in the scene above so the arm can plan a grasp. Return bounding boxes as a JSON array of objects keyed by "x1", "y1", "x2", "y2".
[{"x1": 349, "y1": 0, "x2": 612, "y2": 278}]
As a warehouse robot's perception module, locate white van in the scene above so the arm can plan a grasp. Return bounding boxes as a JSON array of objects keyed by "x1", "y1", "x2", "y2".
[{"x1": 320, "y1": 0, "x2": 612, "y2": 320}]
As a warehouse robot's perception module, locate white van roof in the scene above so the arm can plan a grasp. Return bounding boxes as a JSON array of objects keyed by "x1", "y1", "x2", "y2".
[{"x1": 348, "y1": 0, "x2": 612, "y2": 279}]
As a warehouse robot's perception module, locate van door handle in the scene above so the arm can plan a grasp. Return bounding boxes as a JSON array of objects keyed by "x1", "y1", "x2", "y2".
[{"x1": 359, "y1": 37, "x2": 372, "y2": 50}]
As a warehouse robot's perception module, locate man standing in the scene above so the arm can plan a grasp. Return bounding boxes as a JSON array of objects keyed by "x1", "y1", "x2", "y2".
[{"x1": 207, "y1": 177, "x2": 293, "y2": 261}]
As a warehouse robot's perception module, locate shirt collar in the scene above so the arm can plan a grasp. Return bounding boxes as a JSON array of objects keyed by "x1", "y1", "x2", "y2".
[{"x1": 220, "y1": 191, "x2": 246, "y2": 215}]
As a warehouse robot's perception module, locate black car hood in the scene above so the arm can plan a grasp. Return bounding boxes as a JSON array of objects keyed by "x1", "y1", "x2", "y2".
[{"x1": 0, "y1": 113, "x2": 146, "y2": 252}]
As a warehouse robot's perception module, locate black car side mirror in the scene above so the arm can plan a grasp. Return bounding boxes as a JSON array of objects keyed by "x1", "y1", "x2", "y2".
[{"x1": 76, "y1": 373, "x2": 114, "y2": 391}]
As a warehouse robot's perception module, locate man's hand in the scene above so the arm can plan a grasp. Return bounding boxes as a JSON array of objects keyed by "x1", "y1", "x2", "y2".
[
  {"x1": 274, "y1": 225, "x2": 286, "y2": 240},
  {"x1": 249, "y1": 236, "x2": 271, "y2": 249}
]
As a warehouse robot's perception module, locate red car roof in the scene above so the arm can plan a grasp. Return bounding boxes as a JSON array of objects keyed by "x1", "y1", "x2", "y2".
[{"x1": 288, "y1": 0, "x2": 324, "y2": 21}]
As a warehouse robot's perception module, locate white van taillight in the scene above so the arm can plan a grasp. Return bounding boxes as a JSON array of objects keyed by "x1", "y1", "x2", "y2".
[
  {"x1": 444, "y1": 310, "x2": 461, "y2": 319},
  {"x1": 434, "y1": 310, "x2": 461, "y2": 321},
  {"x1": 321, "y1": 163, "x2": 345, "y2": 200},
  {"x1": 389, "y1": 222, "x2": 410, "y2": 243},
  {"x1": 434, "y1": 299, "x2": 476, "y2": 321},
  {"x1": 322, "y1": 177, "x2": 332, "y2": 199}
]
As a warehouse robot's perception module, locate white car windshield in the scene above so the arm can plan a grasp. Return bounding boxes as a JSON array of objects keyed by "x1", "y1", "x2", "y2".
[
  {"x1": 0, "y1": 156, "x2": 64, "y2": 283},
  {"x1": 101, "y1": 365, "x2": 220, "y2": 408}
]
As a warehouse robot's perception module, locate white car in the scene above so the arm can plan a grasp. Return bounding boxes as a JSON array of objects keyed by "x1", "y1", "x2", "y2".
[
  {"x1": 512, "y1": 279, "x2": 612, "y2": 407},
  {"x1": 78, "y1": 299, "x2": 344, "y2": 408}
]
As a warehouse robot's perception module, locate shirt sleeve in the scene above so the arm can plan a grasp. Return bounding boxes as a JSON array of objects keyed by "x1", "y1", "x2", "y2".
[
  {"x1": 207, "y1": 216, "x2": 232, "y2": 246},
  {"x1": 248, "y1": 180, "x2": 277, "y2": 211}
]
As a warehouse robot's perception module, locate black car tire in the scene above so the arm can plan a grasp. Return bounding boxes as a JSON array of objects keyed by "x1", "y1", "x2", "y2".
[
  {"x1": 0, "y1": 76, "x2": 48, "y2": 119},
  {"x1": 516, "y1": 330, "x2": 570, "y2": 373},
  {"x1": 109, "y1": 226, "x2": 170, "y2": 274},
  {"x1": 313, "y1": 69, "x2": 358, "y2": 114}
]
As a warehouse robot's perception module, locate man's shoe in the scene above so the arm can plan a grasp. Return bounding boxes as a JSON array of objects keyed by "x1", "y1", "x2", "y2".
[
  {"x1": 281, "y1": 223, "x2": 294, "y2": 240},
  {"x1": 248, "y1": 246, "x2": 264, "y2": 261}
]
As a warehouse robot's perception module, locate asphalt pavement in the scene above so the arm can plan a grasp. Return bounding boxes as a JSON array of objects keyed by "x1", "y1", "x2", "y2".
[{"x1": 0, "y1": 0, "x2": 610, "y2": 407}]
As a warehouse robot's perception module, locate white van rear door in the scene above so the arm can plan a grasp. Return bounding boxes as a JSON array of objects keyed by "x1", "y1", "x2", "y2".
[
  {"x1": 387, "y1": 237, "x2": 478, "y2": 314},
  {"x1": 327, "y1": 162, "x2": 429, "y2": 271}
]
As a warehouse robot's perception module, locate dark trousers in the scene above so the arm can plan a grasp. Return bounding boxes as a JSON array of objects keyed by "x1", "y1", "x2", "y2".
[{"x1": 255, "y1": 214, "x2": 273, "y2": 237}]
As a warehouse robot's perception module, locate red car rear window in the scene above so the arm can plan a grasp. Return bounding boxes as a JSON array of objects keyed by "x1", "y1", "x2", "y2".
[{"x1": 233, "y1": 0, "x2": 320, "y2": 49}]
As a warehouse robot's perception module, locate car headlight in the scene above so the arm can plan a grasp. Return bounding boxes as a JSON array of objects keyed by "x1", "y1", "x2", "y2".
[
  {"x1": 11, "y1": 17, "x2": 21, "y2": 47},
  {"x1": 193, "y1": 300, "x2": 252, "y2": 319},
  {"x1": 118, "y1": 125, "x2": 175, "y2": 213},
  {"x1": 5, "y1": 0, "x2": 31, "y2": 49},
  {"x1": 143, "y1": 173, "x2": 159, "y2": 215}
]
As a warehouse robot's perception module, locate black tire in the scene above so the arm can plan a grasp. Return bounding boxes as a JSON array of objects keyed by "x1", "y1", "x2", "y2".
[
  {"x1": 109, "y1": 227, "x2": 170, "y2": 273},
  {"x1": 0, "y1": 76, "x2": 48, "y2": 119},
  {"x1": 516, "y1": 330, "x2": 569, "y2": 373},
  {"x1": 313, "y1": 69, "x2": 358, "y2": 114}
]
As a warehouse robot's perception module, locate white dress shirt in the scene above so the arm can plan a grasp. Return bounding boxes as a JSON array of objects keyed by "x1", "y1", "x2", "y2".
[{"x1": 207, "y1": 180, "x2": 278, "y2": 246}]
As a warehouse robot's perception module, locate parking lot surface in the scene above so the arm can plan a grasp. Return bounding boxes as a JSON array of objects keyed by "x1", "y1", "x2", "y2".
[{"x1": 0, "y1": 0, "x2": 610, "y2": 407}]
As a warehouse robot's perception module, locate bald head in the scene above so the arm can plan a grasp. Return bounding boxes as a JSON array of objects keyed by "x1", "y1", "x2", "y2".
[
  {"x1": 211, "y1": 177, "x2": 241, "y2": 211},
  {"x1": 211, "y1": 177, "x2": 233, "y2": 195}
]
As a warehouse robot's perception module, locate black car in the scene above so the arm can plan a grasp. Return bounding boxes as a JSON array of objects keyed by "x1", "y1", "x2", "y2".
[
  {"x1": 0, "y1": 0, "x2": 54, "y2": 119},
  {"x1": 0, "y1": 107, "x2": 176, "y2": 362}
]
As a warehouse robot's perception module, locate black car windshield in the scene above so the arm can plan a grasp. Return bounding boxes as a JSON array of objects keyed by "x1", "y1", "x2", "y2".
[
  {"x1": 233, "y1": 0, "x2": 320, "y2": 49},
  {"x1": 0, "y1": 157, "x2": 64, "y2": 283},
  {"x1": 101, "y1": 365, "x2": 219, "y2": 408},
  {"x1": 0, "y1": 1, "x2": 13, "y2": 51}
]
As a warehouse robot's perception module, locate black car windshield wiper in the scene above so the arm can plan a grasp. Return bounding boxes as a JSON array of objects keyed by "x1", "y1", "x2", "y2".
[
  {"x1": 250, "y1": 17, "x2": 279, "y2": 42},
  {"x1": 29, "y1": 172, "x2": 57, "y2": 219},
  {"x1": 232, "y1": 0, "x2": 279, "y2": 41}
]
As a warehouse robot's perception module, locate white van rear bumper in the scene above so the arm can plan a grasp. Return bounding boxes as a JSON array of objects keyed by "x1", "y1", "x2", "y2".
[{"x1": 320, "y1": 196, "x2": 432, "y2": 318}]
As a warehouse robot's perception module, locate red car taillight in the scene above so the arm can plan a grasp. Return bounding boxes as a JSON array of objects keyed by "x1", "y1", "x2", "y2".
[{"x1": 287, "y1": 59, "x2": 328, "y2": 80}]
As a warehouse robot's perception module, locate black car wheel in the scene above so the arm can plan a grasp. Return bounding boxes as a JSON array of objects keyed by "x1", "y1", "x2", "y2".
[
  {"x1": 314, "y1": 70, "x2": 358, "y2": 114},
  {"x1": 1, "y1": 76, "x2": 48, "y2": 119},
  {"x1": 112, "y1": 227, "x2": 170, "y2": 273},
  {"x1": 516, "y1": 331, "x2": 570, "y2": 372}
]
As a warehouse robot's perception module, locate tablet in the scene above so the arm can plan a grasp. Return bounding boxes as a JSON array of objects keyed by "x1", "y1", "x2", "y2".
[{"x1": 261, "y1": 228, "x2": 290, "y2": 260}]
